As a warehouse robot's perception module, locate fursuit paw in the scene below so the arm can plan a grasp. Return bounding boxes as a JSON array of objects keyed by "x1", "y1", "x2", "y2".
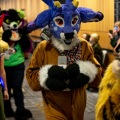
[
  {"x1": 18, "y1": 25, "x2": 29, "y2": 34},
  {"x1": 40, "y1": 65, "x2": 68, "y2": 91},
  {"x1": 68, "y1": 73, "x2": 89, "y2": 89},
  {"x1": 65, "y1": 63, "x2": 80, "y2": 79},
  {"x1": 2, "y1": 30, "x2": 12, "y2": 42},
  {"x1": 66, "y1": 63, "x2": 89, "y2": 89}
]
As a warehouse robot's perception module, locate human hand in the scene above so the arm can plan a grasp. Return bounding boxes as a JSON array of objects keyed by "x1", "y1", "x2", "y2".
[
  {"x1": 4, "y1": 47, "x2": 16, "y2": 59},
  {"x1": 7, "y1": 47, "x2": 16, "y2": 54},
  {"x1": 3, "y1": 90, "x2": 9, "y2": 100},
  {"x1": 108, "y1": 33, "x2": 113, "y2": 39}
]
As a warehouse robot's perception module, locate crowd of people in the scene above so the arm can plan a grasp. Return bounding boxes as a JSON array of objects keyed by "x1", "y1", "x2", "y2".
[
  {"x1": 0, "y1": 0, "x2": 120, "y2": 120},
  {"x1": 81, "y1": 33, "x2": 103, "y2": 92}
]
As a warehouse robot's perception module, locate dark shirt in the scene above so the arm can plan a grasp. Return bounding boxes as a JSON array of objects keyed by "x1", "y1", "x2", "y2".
[
  {"x1": 110, "y1": 32, "x2": 120, "y2": 48},
  {"x1": 92, "y1": 42, "x2": 103, "y2": 66}
]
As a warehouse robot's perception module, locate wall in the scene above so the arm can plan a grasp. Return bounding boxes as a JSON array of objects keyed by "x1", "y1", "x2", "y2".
[
  {"x1": 0, "y1": 0, "x2": 48, "y2": 36},
  {"x1": 78, "y1": 0, "x2": 114, "y2": 50},
  {"x1": 0, "y1": 0, "x2": 114, "y2": 50}
]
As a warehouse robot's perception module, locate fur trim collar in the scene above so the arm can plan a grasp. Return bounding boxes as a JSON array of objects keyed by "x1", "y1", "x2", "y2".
[{"x1": 51, "y1": 36, "x2": 80, "y2": 52}]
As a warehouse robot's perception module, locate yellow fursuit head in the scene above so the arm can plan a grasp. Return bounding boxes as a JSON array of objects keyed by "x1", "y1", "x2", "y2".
[{"x1": 96, "y1": 59, "x2": 120, "y2": 120}]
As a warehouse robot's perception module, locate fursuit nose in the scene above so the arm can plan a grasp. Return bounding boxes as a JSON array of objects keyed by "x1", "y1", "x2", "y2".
[
  {"x1": 64, "y1": 32, "x2": 74, "y2": 45},
  {"x1": 65, "y1": 32, "x2": 74, "y2": 39},
  {"x1": 13, "y1": 24, "x2": 17, "y2": 28}
]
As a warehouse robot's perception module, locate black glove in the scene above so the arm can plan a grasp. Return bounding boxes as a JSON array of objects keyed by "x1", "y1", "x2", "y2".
[
  {"x1": 2, "y1": 30, "x2": 12, "y2": 42},
  {"x1": 65, "y1": 63, "x2": 89, "y2": 89},
  {"x1": 46, "y1": 65, "x2": 68, "y2": 91}
]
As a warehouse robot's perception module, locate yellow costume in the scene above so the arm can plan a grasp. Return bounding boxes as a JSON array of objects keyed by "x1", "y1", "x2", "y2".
[
  {"x1": 96, "y1": 59, "x2": 120, "y2": 120},
  {"x1": 0, "y1": 27, "x2": 9, "y2": 53}
]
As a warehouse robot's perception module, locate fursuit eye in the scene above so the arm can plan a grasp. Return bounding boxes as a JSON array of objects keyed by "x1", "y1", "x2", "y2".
[
  {"x1": 6, "y1": 19, "x2": 10, "y2": 24},
  {"x1": 17, "y1": 20, "x2": 20, "y2": 23},
  {"x1": 54, "y1": 16, "x2": 64, "y2": 27},
  {"x1": 55, "y1": 19, "x2": 63, "y2": 26},
  {"x1": 72, "y1": 16, "x2": 78, "y2": 26}
]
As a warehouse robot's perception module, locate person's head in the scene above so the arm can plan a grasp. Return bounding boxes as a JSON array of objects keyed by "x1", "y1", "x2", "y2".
[
  {"x1": 89, "y1": 33, "x2": 100, "y2": 45},
  {"x1": 113, "y1": 21, "x2": 120, "y2": 34},
  {"x1": 82, "y1": 33, "x2": 90, "y2": 41}
]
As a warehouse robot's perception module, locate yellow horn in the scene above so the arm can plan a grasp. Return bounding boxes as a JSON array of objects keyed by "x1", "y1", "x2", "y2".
[
  {"x1": 72, "y1": 0, "x2": 79, "y2": 7},
  {"x1": 54, "y1": 1, "x2": 62, "y2": 8}
]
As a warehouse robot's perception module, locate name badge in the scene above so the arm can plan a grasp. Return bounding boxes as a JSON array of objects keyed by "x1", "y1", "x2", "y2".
[{"x1": 58, "y1": 56, "x2": 67, "y2": 68}]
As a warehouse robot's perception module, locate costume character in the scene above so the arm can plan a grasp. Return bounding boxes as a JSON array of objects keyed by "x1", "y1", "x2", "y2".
[
  {"x1": 96, "y1": 56, "x2": 120, "y2": 120},
  {"x1": 25, "y1": 0, "x2": 103, "y2": 119},
  {"x1": 1, "y1": 9, "x2": 32, "y2": 120}
]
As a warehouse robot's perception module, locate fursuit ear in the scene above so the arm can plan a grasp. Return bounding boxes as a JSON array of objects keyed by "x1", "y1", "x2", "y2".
[
  {"x1": 77, "y1": 7, "x2": 104, "y2": 22},
  {"x1": 36, "y1": 0, "x2": 55, "y2": 27},
  {"x1": 25, "y1": 9, "x2": 52, "y2": 33},
  {"x1": 35, "y1": 10, "x2": 52, "y2": 28},
  {"x1": 42, "y1": 0, "x2": 54, "y2": 8}
]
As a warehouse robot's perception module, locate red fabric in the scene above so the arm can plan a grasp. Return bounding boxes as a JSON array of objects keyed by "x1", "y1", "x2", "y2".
[{"x1": 0, "y1": 14, "x2": 4, "y2": 27}]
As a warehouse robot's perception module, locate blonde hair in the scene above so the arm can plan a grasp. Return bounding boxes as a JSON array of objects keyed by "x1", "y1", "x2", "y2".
[
  {"x1": 91, "y1": 33, "x2": 99, "y2": 42},
  {"x1": 114, "y1": 21, "x2": 120, "y2": 27}
]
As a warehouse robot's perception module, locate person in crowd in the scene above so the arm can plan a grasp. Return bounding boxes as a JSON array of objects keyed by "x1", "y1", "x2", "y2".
[
  {"x1": 24, "y1": 0, "x2": 103, "y2": 120},
  {"x1": 89, "y1": 33, "x2": 103, "y2": 66},
  {"x1": 1, "y1": 9, "x2": 32, "y2": 119},
  {"x1": 0, "y1": 28, "x2": 9, "y2": 120},
  {"x1": 87, "y1": 33, "x2": 103, "y2": 92},
  {"x1": 108, "y1": 21, "x2": 120, "y2": 48},
  {"x1": 82, "y1": 33, "x2": 91, "y2": 42},
  {"x1": 0, "y1": 54, "x2": 9, "y2": 120},
  {"x1": 114, "y1": 39, "x2": 120, "y2": 55}
]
